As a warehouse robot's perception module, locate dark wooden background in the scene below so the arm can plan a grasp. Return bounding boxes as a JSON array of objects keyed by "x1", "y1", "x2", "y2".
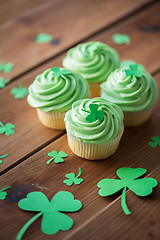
[{"x1": 0, "y1": 0, "x2": 160, "y2": 239}]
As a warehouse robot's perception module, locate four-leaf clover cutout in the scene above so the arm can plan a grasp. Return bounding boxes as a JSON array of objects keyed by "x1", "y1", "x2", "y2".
[
  {"x1": 0, "y1": 121, "x2": 15, "y2": 136},
  {"x1": 125, "y1": 64, "x2": 143, "y2": 78},
  {"x1": 47, "y1": 150, "x2": 68, "y2": 164},
  {"x1": 63, "y1": 168, "x2": 83, "y2": 186},
  {"x1": 112, "y1": 33, "x2": 130, "y2": 45},
  {"x1": 11, "y1": 83, "x2": 28, "y2": 99},
  {"x1": 35, "y1": 33, "x2": 53, "y2": 43},
  {"x1": 0, "y1": 77, "x2": 10, "y2": 89},
  {"x1": 82, "y1": 104, "x2": 104, "y2": 122},
  {"x1": 17, "y1": 191, "x2": 82, "y2": 239},
  {"x1": 148, "y1": 136, "x2": 160, "y2": 148},
  {"x1": 51, "y1": 67, "x2": 70, "y2": 79},
  {"x1": 0, "y1": 186, "x2": 11, "y2": 200},
  {"x1": 98, "y1": 167, "x2": 157, "y2": 215}
]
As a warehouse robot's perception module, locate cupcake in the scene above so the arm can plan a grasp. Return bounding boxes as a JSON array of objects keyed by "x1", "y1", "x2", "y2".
[
  {"x1": 100, "y1": 65, "x2": 158, "y2": 127},
  {"x1": 63, "y1": 42, "x2": 119, "y2": 98},
  {"x1": 65, "y1": 98, "x2": 124, "y2": 160},
  {"x1": 27, "y1": 67, "x2": 90, "y2": 130}
]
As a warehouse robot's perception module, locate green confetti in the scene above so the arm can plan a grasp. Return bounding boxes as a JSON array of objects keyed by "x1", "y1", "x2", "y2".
[
  {"x1": 63, "y1": 168, "x2": 83, "y2": 186},
  {"x1": 0, "y1": 77, "x2": 10, "y2": 88},
  {"x1": 0, "y1": 121, "x2": 15, "y2": 136},
  {"x1": 120, "y1": 60, "x2": 145, "y2": 71},
  {"x1": 112, "y1": 33, "x2": 130, "y2": 45},
  {"x1": 98, "y1": 167, "x2": 157, "y2": 215},
  {"x1": 125, "y1": 64, "x2": 143, "y2": 78},
  {"x1": 51, "y1": 67, "x2": 70, "y2": 79},
  {"x1": 82, "y1": 104, "x2": 104, "y2": 122},
  {"x1": 0, "y1": 153, "x2": 9, "y2": 164},
  {"x1": 0, "y1": 160, "x2": 2, "y2": 164},
  {"x1": 0, "y1": 62, "x2": 14, "y2": 73},
  {"x1": 0, "y1": 186, "x2": 11, "y2": 200},
  {"x1": 16, "y1": 191, "x2": 82, "y2": 239},
  {"x1": 35, "y1": 33, "x2": 53, "y2": 43},
  {"x1": 148, "y1": 136, "x2": 160, "y2": 148},
  {"x1": 11, "y1": 83, "x2": 28, "y2": 99},
  {"x1": 47, "y1": 150, "x2": 68, "y2": 164}
]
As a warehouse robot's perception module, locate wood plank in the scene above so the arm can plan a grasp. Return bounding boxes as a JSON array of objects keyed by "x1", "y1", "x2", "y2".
[{"x1": 0, "y1": 0, "x2": 153, "y2": 80}]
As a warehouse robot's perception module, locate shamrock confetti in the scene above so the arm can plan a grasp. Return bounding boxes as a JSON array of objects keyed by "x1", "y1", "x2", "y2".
[
  {"x1": 0, "y1": 121, "x2": 15, "y2": 136},
  {"x1": 148, "y1": 136, "x2": 160, "y2": 148},
  {"x1": 82, "y1": 104, "x2": 104, "y2": 122},
  {"x1": 47, "y1": 150, "x2": 68, "y2": 164},
  {"x1": 97, "y1": 167, "x2": 157, "y2": 215},
  {"x1": 125, "y1": 64, "x2": 143, "y2": 78},
  {"x1": 0, "y1": 186, "x2": 11, "y2": 200},
  {"x1": 11, "y1": 83, "x2": 28, "y2": 99},
  {"x1": 51, "y1": 67, "x2": 70, "y2": 79},
  {"x1": 112, "y1": 33, "x2": 130, "y2": 45},
  {"x1": 0, "y1": 77, "x2": 10, "y2": 88},
  {"x1": 0, "y1": 153, "x2": 9, "y2": 164},
  {"x1": 63, "y1": 168, "x2": 83, "y2": 186},
  {"x1": 17, "y1": 191, "x2": 82, "y2": 239},
  {"x1": 120, "y1": 60, "x2": 145, "y2": 71},
  {"x1": 0, "y1": 62, "x2": 14, "y2": 73},
  {"x1": 35, "y1": 33, "x2": 53, "y2": 43}
]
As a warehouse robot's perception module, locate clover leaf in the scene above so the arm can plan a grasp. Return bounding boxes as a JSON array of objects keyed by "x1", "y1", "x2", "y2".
[
  {"x1": 0, "y1": 62, "x2": 14, "y2": 73},
  {"x1": 125, "y1": 64, "x2": 143, "y2": 78},
  {"x1": 0, "y1": 186, "x2": 11, "y2": 200},
  {"x1": 11, "y1": 83, "x2": 28, "y2": 99},
  {"x1": 16, "y1": 191, "x2": 82, "y2": 239},
  {"x1": 148, "y1": 136, "x2": 160, "y2": 148},
  {"x1": 63, "y1": 168, "x2": 83, "y2": 186},
  {"x1": 35, "y1": 33, "x2": 53, "y2": 43},
  {"x1": 0, "y1": 153, "x2": 9, "y2": 164},
  {"x1": 0, "y1": 121, "x2": 15, "y2": 136},
  {"x1": 51, "y1": 67, "x2": 70, "y2": 79},
  {"x1": 112, "y1": 33, "x2": 130, "y2": 45},
  {"x1": 0, "y1": 77, "x2": 10, "y2": 88},
  {"x1": 47, "y1": 150, "x2": 68, "y2": 164},
  {"x1": 97, "y1": 167, "x2": 157, "y2": 215},
  {"x1": 82, "y1": 104, "x2": 104, "y2": 122}
]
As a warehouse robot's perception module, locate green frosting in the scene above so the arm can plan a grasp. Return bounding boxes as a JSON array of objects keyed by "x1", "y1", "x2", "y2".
[
  {"x1": 63, "y1": 42, "x2": 119, "y2": 83},
  {"x1": 65, "y1": 98, "x2": 124, "y2": 144},
  {"x1": 27, "y1": 68, "x2": 89, "y2": 112},
  {"x1": 100, "y1": 67, "x2": 158, "y2": 112}
]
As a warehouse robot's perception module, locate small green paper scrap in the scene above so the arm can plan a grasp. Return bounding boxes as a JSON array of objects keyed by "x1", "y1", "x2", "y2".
[
  {"x1": 63, "y1": 168, "x2": 83, "y2": 186},
  {"x1": 35, "y1": 33, "x2": 53, "y2": 43},
  {"x1": 0, "y1": 121, "x2": 15, "y2": 136},
  {"x1": 11, "y1": 83, "x2": 28, "y2": 99},
  {"x1": 148, "y1": 136, "x2": 160, "y2": 148},
  {"x1": 16, "y1": 191, "x2": 82, "y2": 240},
  {"x1": 112, "y1": 33, "x2": 130, "y2": 45},
  {"x1": 47, "y1": 150, "x2": 68, "y2": 164},
  {"x1": 0, "y1": 153, "x2": 9, "y2": 164},
  {"x1": 125, "y1": 64, "x2": 143, "y2": 78},
  {"x1": 0, "y1": 62, "x2": 14, "y2": 73},
  {"x1": 0, "y1": 77, "x2": 10, "y2": 88},
  {"x1": 120, "y1": 60, "x2": 145, "y2": 71},
  {"x1": 82, "y1": 104, "x2": 104, "y2": 122},
  {"x1": 51, "y1": 67, "x2": 70, "y2": 79},
  {"x1": 0, "y1": 186, "x2": 11, "y2": 200},
  {"x1": 97, "y1": 167, "x2": 157, "y2": 215}
]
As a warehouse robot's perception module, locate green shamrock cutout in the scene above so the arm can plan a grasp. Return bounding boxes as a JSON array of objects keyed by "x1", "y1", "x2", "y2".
[
  {"x1": 112, "y1": 33, "x2": 130, "y2": 45},
  {"x1": 148, "y1": 136, "x2": 160, "y2": 148},
  {"x1": 120, "y1": 60, "x2": 145, "y2": 71},
  {"x1": 51, "y1": 67, "x2": 70, "y2": 79},
  {"x1": 16, "y1": 191, "x2": 82, "y2": 240},
  {"x1": 11, "y1": 83, "x2": 28, "y2": 99},
  {"x1": 0, "y1": 186, "x2": 11, "y2": 200},
  {"x1": 0, "y1": 77, "x2": 10, "y2": 88},
  {"x1": 0, "y1": 62, "x2": 14, "y2": 73},
  {"x1": 82, "y1": 104, "x2": 104, "y2": 122},
  {"x1": 0, "y1": 121, "x2": 15, "y2": 136},
  {"x1": 97, "y1": 167, "x2": 157, "y2": 215},
  {"x1": 35, "y1": 33, "x2": 53, "y2": 43},
  {"x1": 125, "y1": 64, "x2": 143, "y2": 78},
  {"x1": 63, "y1": 168, "x2": 83, "y2": 186},
  {"x1": 47, "y1": 150, "x2": 68, "y2": 164},
  {"x1": 0, "y1": 153, "x2": 9, "y2": 164}
]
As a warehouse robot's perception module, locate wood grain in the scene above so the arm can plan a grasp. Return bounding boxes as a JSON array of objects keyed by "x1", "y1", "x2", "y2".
[{"x1": 0, "y1": 0, "x2": 153, "y2": 80}]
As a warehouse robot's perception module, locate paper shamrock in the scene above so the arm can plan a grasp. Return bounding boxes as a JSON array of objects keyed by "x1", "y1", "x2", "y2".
[
  {"x1": 47, "y1": 150, "x2": 68, "y2": 164},
  {"x1": 112, "y1": 33, "x2": 130, "y2": 45},
  {"x1": 97, "y1": 167, "x2": 157, "y2": 215},
  {"x1": 0, "y1": 186, "x2": 11, "y2": 200},
  {"x1": 125, "y1": 64, "x2": 143, "y2": 78},
  {"x1": 35, "y1": 33, "x2": 53, "y2": 43},
  {"x1": 51, "y1": 67, "x2": 69, "y2": 79},
  {"x1": 0, "y1": 62, "x2": 14, "y2": 73},
  {"x1": 0, "y1": 121, "x2": 15, "y2": 136},
  {"x1": 148, "y1": 136, "x2": 160, "y2": 148},
  {"x1": 120, "y1": 60, "x2": 145, "y2": 71},
  {"x1": 16, "y1": 191, "x2": 82, "y2": 239},
  {"x1": 0, "y1": 153, "x2": 9, "y2": 164},
  {"x1": 11, "y1": 83, "x2": 28, "y2": 99},
  {"x1": 63, "y1": 168, "x2": 83, "y2": 186},
  {"x1": 82, "y1": 104, "x2": 104, "y2": 122},
  {"x1": 0, "y1": 77, "x2": 10, "y2": 88}
]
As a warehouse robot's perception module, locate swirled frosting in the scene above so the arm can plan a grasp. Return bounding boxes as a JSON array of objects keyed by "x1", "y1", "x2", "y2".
[
  {"x1": 100, "y1": 68, "x2": 158, "y2": 112},
  {"x1": 63, "y1": 42, "x2": 119, "y2": 83},
  {"x1": 27, "y1": 68, "x2": 89, "y2": 112},
  {"x1": 65, "y1": 98, "x2": 124, "y2": 144}
]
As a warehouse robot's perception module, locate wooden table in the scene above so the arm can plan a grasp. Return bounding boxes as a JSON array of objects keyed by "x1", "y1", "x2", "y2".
[{"x1": 0, "y1": 0, "x2": 160, "y2": 239}]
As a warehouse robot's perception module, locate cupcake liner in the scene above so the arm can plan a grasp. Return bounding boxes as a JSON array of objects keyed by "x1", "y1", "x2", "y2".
[
  {"x1": 37, "y1": 109, "x2": 66, "y2": 130},
  {"x1": 67, "y1": 128, "x2": 124, "y2": 160},
  {"x1": 89, "y1": 82, "x2": 101, "y2": 98}
]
